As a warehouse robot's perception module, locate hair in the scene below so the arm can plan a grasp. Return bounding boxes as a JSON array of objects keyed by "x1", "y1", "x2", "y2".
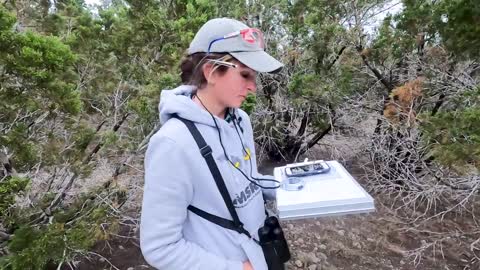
[{"x1": 180, "y1": 52, "x2": 232, "y2": 88}]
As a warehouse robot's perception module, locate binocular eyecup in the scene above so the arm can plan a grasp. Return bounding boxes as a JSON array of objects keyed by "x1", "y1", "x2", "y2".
[{"x1": 258, "y1": 216, "x2": 291, "y2": 270}]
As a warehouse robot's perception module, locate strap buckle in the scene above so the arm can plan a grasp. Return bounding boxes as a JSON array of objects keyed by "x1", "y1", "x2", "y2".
[
  {"x1": 236, "y1": 222, "x2": 246, "y2": 233},
  {"x1": 236, "y1": 223, "x2": 252, "y2": 238},
  {"x1": 200, "y1": 145, "x2": 212, "y2": 157}
]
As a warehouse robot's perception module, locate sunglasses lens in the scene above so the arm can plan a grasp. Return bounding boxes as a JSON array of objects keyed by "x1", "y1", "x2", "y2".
[{"x1": 241, "y1": 28, "x2": 265, "y2": 49}]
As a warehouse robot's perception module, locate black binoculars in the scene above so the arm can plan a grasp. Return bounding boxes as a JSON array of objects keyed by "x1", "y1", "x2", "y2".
[{"x1": 258, "y1": 216, "x2": 291, "y2": 270}]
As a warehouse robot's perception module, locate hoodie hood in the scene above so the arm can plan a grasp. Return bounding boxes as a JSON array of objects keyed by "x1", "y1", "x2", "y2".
[{"x1": 159, "y1": 85, "x2": 220, "y2": 127}]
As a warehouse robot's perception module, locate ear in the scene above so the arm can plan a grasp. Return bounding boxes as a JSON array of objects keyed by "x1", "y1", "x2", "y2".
[{"x1": 202, "y1": 62, "x2": 217, "y2": 85}]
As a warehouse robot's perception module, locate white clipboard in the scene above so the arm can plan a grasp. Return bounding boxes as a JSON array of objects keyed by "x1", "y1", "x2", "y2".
[{"x1": 273, "y1": 160, "x2": 375, "y2": 220}]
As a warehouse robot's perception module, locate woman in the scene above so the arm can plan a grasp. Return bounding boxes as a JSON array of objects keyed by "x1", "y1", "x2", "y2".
[{"x1": 140, "y1": 17, "x2": 284, "y2": 270}]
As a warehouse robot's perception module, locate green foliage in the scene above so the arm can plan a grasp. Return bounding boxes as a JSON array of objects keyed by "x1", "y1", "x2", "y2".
[
  {"x1": 1, "y1": 189, "x2": 121, "y2": 270},
  {"x1": 287, "y1": 72, "x2": 345, "y2": 103},
  {"x1": 1, "y1": 31, "x2": 80, "y2": 113},
  {"x1": 102, "y1": 130, "x2": 119, "y2": 147},
  {"x1": 367, "y1": 0, "x2": 480, "y2": 171},
  {"x1": 1, "y1": 5, "x2": 81, "y2": 170},
  {"x1": 0, "y1": 6, "x2": 15, "y2": 31},
  {"x1": 0, "y1": 5, "x2": 122, "y2": 269},
  {"x1": 0, "y1": 177, "x2": 30, "y2": 217},
  {"x1": 241, "y1": 93, "x2": 257, "y2": 115},
  {"x1": 395, "y1": 0, "x2": 480, "y2": 59},
  {"x1": 128, "y1": 95, "x2": 158, "y2": 132},
  {"x1": 0, "y1": 125, "x2": 40, "y2": 169},
  {"x1": 71, "y1": 121, "x2": 96, "y2": 154},
  {"x1": 3, "y1": 221, "x2": 99, "y2": 270},
  {"x1": 421, "y1": 87, "x2": 480, "y2": 171},
  {"x1": 434, "y1": 0, "x2": 480, "y2": 59},
  {"x1": 370, "y1": 15, "x2": 416, "y2": 61},
  {"x1": 5, "y1": 224, "x2": 67, "y2": 269}
]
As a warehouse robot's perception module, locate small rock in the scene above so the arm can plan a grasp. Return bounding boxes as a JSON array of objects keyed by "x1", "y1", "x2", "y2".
[
  {"x1": 400, "y1": 260, "x2": 405, "y2": 265},
  {"x1": 352, "y1": 241, "x2": 362, "y2": 249},
  {"x1": 295, "y1": 260, "x2": 303, "y2": 267},
  {"x1": 319, "y1": 244, "x2": 327, "y2": 250},
  {"x1": 119, "y1": 245, "x2": 125, "y2": 250},
  {"x1": 127, "y1": 268, "x2": 134, "y2": 270},
  {"x1": 298, "y1": 238, "x2": 304, "y2": 244},
  {"x1": 308, "y1": 264, "x2": 318, "y2": 270},
  {"x1": 367, "y1": 238, "x2": 375, "y2": 242},
  {"x1": 349, "y1": 233, "x2": 358, "y2": 241},
  {"x1": 323, "y1": 265, "x2": 337, "y2": 270},
  {"x1": 337, "y1": 230, "x2": 345, "y2": 236},
  {"x1": 304, "y1": 252, "x2": 320, "y2": 264},
  {"x1": 317, "y1": 252, "x2": 328, "y2": 261},
  {"x1": 287, "y1": 223, "x2": 294, "y2": 230},
  {"x1": 99, "y1": 257, "x2": 106, "y2": 263}
]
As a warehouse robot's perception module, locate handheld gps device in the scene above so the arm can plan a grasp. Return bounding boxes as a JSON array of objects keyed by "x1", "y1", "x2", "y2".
[{"x1": 284, "y1": 160, "x2": 330, "y2": 177}]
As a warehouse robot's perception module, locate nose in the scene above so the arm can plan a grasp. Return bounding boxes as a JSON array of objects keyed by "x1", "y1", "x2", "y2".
[{"x1": 247, "y1": 80, "x2": 257, "y2": 93}]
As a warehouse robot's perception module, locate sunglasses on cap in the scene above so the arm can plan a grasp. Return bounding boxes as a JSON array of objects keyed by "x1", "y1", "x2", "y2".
[{"x1": 207, "y1": 28, "x2": 265, "y2": 54}]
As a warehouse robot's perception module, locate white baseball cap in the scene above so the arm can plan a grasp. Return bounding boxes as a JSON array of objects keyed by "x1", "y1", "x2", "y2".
[{"x1": 188, "y1": 18, "x2": 283, "y2": 73}]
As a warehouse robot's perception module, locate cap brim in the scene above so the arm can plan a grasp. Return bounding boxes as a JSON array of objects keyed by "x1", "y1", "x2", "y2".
[{"x1": 230, "y1": 51, "x2": 283, "y2": 73}]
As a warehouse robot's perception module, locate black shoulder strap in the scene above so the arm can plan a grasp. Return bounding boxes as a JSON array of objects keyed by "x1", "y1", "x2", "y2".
[
  {"x1": 175, "y1": 116, "x2": 251, "y2": 238},
  {"x1": 187, "y1": 205, "x2": 251, "y2": 237}
]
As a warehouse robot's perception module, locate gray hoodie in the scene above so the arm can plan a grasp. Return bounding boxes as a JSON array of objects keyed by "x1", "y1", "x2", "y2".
[{"x1": 140, "y1": 85, "x2": 276, "y2": 270}]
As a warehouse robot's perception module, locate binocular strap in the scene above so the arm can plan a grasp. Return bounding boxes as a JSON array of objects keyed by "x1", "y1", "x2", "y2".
[
  {"x1": 175, "y1": 116, "x2": 255, "y2": 241},
  {"x1": 188, "y1": 205, "x2": 252, "y2": 238}
]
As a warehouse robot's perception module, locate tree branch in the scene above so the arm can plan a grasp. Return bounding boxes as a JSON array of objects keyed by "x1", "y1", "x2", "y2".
[
  {"x1": 45, "y1": 113, "x2": 131, "y2": 218},
  {"x1": 0, "y1": 150, "x2": 16, "y2": 179},
  {"x1": 327, "y1": 46, "x2": 347, "y2": 71},
  {"x1": 431, "y1": 94, "x2": 446, "y2": 116},
  {"x1": 304, "y1": 105, "x2": 336, "y2": 151},
  {"x1": 306, "y1": 121, "x2": 333, "y2": 150},
  {"x1": 104, "y1": 123, "x2": 160, "y2": 189},
  {"x1": 356, "y1": 45, "x2": 394, "y2": 91},
  {"x1": 83, "y1": 113, "x2": 129, "y2": 164},
  {"x1": 0, "y1": 230, "x2": 11, "y2": 241},
  {"x1": 296, "y1": 108, "x2": 310, "y2": 137}
]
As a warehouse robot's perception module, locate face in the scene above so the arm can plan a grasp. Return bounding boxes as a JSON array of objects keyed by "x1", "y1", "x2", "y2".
[{"x1": 203, "y1": 59, "x2": 257, "y2": 108}]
